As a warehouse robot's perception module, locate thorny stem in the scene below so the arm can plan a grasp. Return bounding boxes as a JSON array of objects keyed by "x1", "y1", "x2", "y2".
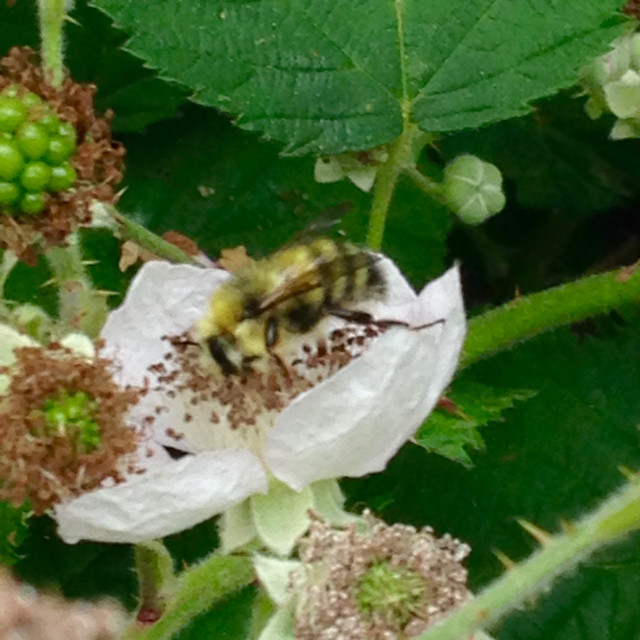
[
  {"x1": 123, "y1": 554, "x2": 254, "y2": 640},
  {"x1": 109, "y1": 208, "x2": 197, "y2": 265},
  {"x1": 44, "y1": 233, "x2": 108, "y2": 337},
  {"x1": 462, "y1": 263, "x2": 640, "y2": 368},
  {"x1": 366, "y1": 124, "x2": 417, "y2": 251},
  {"x1": 417, "y1": 477, "x2": 640, "y2": 640},
  {"x1": 134, "y1": 542, "x2": 175, "y2": 621},
  {"x1": 37, "y1": 0, "x2": 71, "y2": 88}
]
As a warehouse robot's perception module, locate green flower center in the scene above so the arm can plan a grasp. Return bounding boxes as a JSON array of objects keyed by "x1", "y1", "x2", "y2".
[
  {"x1": 355, "y1": 561, "x2": 428, "y2": 629},
  {"x1": 40, "y1": 389, "x2": 101, "y2": 453}
]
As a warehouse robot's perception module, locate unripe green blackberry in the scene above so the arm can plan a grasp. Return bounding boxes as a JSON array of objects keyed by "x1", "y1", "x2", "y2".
[
  {"x1": 46, "y1": 135, "x2": 75, "y2": 165},
  {"x1": 0, "y1": 96, "x2": 28, "y2": 133},
  {"x1": 15, "y1": 122, "x2": 49, "y2": 159},
  {"x1": 0, "y1": 139, "x2": 24, "y2": 180},
  {"x1": 0, "y1": 181, "x2": 20, "y2": 205},
  {"x1": 38, "y1": 112, "x2": 62, "y2": 134},
  {"x1": 21, "y1": 161, "x2": 51, "y2": 192},
  {"x1": 0, "y1": 48, "x2": 124, "y2": 258},
  {"x1": 49, "y1": 162, "x2": 77, "y2": 192},
  {"x1": 0, "y1": 84, "x2": 79, "y2": 218},
  {"x1": 20, "y1": 192, "x2": 46, "y2": 215}
]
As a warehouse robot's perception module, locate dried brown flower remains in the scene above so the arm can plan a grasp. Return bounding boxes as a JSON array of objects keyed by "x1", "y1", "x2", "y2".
[
  {"x1": 0, "y1": 47, "x2": 124, "y2": 261},
  {"x1": 0, "y1": 341, "x2": 142, "y2": 513}
]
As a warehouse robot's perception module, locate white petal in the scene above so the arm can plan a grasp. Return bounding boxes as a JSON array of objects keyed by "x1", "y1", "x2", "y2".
[
  {"x1": 314, "y1": 156, "x2": 344, "y2": 183},
  {"x1": 54, "y1": 450, "x2": 268, "y2": 543},
  {"x1": 100, "y1": 261, "x2": 229, "y2": 385},
  {"x1": 265, "y1": 266, "x2": 465, "y2": 490},
  {"x1": 346, "y1": 166, "x2": 377, "y2": 192}
]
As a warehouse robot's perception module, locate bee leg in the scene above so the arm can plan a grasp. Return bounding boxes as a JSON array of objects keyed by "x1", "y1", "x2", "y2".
[
  {"x1": 328, "y1": 307, "x2": 393, "y2": 325},
  {"x1": 328, "y1": 306, "x2": 445, "y2": 331},
  {"x1": 271, "y1": 352, "x2": 294, "y2": 379}
]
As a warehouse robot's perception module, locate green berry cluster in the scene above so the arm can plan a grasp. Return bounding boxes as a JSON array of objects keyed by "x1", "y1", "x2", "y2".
[{"x1": 0, "y1": 84, "x2": 78, "y2": 216}]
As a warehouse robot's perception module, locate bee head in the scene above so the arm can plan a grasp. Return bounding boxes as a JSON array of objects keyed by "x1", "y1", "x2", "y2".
[
  {"x1": 203, "y1": 318, "x2": 270, "y2": 376},
  {"x1": 206, "y1": 335, "x2": 243, "y2": 375}
]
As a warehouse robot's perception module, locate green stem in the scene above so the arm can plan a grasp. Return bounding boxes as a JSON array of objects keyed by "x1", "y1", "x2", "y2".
[
  {"x1": 366, "y1": 125, "x2": 416, "y2": 251},
  {"x1": 417, "y1": 478, "x2": 640, "y2": 640},
  {"x1": 110, "y1": 209, "x2": 197, "y2": 265},
  {"x1": 124, "y1": 555, "x2": 254, "y2": 640},
  {"x1": 462, "y1": 264, "x2": 640, "y2": 369},
  {"x1": 45, "y1": 233, "x2": 108, "y2": 337},
  {"x1": 404, "y1": 165, "x2": 447, "y2": 206},
  {"x1": 37, "y1": 0, "x2": 70, "y2": 88},
  {"x1": 134, "y1": 541, "x2": 175, "y2": 618}
]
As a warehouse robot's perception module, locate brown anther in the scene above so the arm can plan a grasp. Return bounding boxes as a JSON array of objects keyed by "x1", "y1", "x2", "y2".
[{"x1": 0, "y1": 343, "x2": 142, "y2": 514}]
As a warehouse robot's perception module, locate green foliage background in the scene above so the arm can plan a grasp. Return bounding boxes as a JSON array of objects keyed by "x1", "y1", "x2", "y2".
[{"x1": 2, "y1": 1, "x2": 640, "y2": 638}]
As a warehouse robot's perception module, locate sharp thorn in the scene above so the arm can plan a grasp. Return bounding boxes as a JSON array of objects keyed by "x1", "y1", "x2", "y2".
[
  {"x1": 619, "y1": 466, "x2": 640, "y2": 482},
  {"x1": 558, "y1": 519, "x2": 577, "y2": 536},
  {"x1": 493, "y1": 549, "x2": 516, "y2": 571},
  {"x1": 517, "y1": 518, "x2": 553, "y2": 546}
]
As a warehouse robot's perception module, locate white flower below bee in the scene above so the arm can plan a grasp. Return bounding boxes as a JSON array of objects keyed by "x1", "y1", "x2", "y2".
[{"x1": 54, "y1": 252, "x2": 465, "y2": 545}]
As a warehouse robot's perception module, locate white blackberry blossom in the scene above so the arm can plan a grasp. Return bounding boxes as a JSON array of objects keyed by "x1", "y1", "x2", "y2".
[{"x1": 55, "y1": 256, "x2": 465, "y2": 546}]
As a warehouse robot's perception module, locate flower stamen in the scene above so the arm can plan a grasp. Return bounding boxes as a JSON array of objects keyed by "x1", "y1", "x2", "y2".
[
  {"x1": 0, "y1": 342, "x2": 143, "y2": 513},
  {"x1": 295, "y1": 514, "x2": 471, "y2": 640},
  {"x1": 150, "y1": 324, "x2": 382, "y2": 452}
]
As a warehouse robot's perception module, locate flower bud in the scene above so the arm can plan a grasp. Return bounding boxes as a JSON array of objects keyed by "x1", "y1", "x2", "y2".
[{"x1": 443, "y1": 154, "x2": 506, "y2": 225}]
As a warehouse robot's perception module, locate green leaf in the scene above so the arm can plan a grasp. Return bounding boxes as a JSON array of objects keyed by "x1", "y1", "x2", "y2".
[
  {"x1": 345, "y1": 319, "x2": 640, "y2": 637},
  {"x1": 0, "y1": 502, "x2": 31, "y2": 567},
  {"x1": 0, "y1": 1, "x2": 38, "y2": 53},
  {"x1": 163, "y1": 516, "x2": 219, "y2": 566},
  {"x1": 13, "y1": 516, "x2": 137, "y2": 608},
  {"x1": 0, "y1": 0, "x2": 187, "y2": 133},
  {"x1": 119, "y1": 105, "x2": 450, "y2": 283},
  {"x1": 90, "y1": 0, "x2": 627, "y2": 154},
  {"x1": 416, "y1": 381, "x2": 536, "y2": 466},
  {"x1": 4, "y1": 254, "x2": 58, "y2": 318},
  {"x1": 498, "y1": 535, "x2": 640, "y2": 640},
  {"x1": 65, "y1": 2, "x2": 189, "y2": 133},
  {"x1": 178, "y1": 586, "x2": 257, "y2": 640}
]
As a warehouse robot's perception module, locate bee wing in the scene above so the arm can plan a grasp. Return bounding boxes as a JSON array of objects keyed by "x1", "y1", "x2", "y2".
[
  {"x1": 256, "y1": 249, "x2": 380, "y2": 314},
  {"x1": 257, "y1": 262, "x2": 324, "y2": 313}
]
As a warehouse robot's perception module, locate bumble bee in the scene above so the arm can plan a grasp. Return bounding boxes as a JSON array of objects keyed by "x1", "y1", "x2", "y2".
[{"x1": 197, "y1": 238, "x2": 392, "y2": 376}]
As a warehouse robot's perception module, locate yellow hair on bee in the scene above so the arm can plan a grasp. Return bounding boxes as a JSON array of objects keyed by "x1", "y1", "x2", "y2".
[
  {"x1": 197, "y1": 284, "x2": 243, "y2": 337},
  {"x1": 234, "y1": 320, "x2": 269, "y2": 358},
  {"x1": 198, "y1": 238, "x2": 386, "y2": 376}
]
